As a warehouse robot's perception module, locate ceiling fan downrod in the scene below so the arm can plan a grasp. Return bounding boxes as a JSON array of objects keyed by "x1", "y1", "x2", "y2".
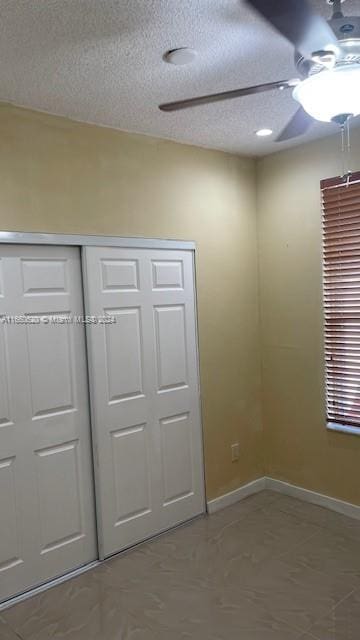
[{"x1": 328, "y1": 0, "x2": 344, "y2": 20}]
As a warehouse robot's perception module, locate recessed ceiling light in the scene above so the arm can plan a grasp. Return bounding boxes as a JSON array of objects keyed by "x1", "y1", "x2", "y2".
[
  {"x1": 256, "y1": 128, "x2": 273, "y2": 137},
  {"x1": 164, "y1": 48, "x2": 197, "y2": 66}
]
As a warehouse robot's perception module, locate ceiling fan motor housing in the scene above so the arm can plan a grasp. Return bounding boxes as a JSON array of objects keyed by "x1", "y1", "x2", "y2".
[
  {"x1": 330, "y1": 14, "x2": 360, "y2": 40},
  {"x1": 295, "y1": 15, "x2": 360, "y2": 77}
]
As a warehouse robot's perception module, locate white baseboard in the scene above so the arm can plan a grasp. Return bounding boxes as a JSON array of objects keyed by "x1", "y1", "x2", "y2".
[
  {"x1": 207, "y1": 477, "x2": 266, "y2": 514},
  {"x1": 207, "y1": 476, "x2": 360, "y2": 521},
  {"x1": 265, "y1": 477, "x2": 360, "y2": 521}
]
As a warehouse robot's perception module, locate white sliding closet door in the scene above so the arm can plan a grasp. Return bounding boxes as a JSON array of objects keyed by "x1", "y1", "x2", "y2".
[
  {"x1": 0, "y1": 246, "x2": 96, "y2": 602},
  {"x1": 83, "y1": 247, "x2": 205, "y2": 557}
]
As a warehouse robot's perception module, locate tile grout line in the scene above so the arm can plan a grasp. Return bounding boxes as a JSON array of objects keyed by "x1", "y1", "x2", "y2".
[
  {"x1": 207, "y1": 493, "x2": 284, "y2": 539},
  {"x1": 265, "y1": 498, "x2": 360, "y2": 544},
  {"x1": 275, "y1": 530, "x2": 357, "y2": 637},
  {"x1": 307, "y1": 586, "x2": 357, "y2": 633},
  {"x1": 260, "y1": 499, "x2": 325, "y2": 561},
  {"x1": 283, "y1": 578, "x2": 357, "y2": 637},
  {"x1": 1, "y1": 615, "x2": 25, "y2": 640},
  {"x1": 271, "y1": 503, "x2": 360, "y2": 586},
  {"x1": 214, "y1": 493, "x2": 324, "y2": 566},
  {"x1": 276, "y1": 528, "x2": 323, "y2": 561},
  {"x1": 210, "y1": 494, "x2": 339, "y2": 640},
  {"x1": 249, "y1": 495, "x2": 358, "y2": 639}
]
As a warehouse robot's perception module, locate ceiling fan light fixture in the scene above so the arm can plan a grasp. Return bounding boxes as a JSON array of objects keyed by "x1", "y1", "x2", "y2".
[{"x1": 293, "y1": 64, "x2": 360, "y2": 123}]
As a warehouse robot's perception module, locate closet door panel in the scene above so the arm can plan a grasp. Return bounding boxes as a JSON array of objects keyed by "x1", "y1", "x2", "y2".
[
  {"x1": 83, "y1": 247, "x2": 159, "y2": 557},
  {"x1": 151, "y1": 251, "x2": 205, "y2": 529},
  {"x1": 84, "y1": 246, "x2": 204, "y2": 558},
  {"x1": 0, "y1": 245, "x2": 96, "y2": 602}
]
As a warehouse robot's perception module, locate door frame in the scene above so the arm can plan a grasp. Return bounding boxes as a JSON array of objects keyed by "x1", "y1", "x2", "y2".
[
  {"x1": 0, "y1": 231, "x2": 206, "y2": 598},
  {"x1": 0, "y1": 231, "x2": 194, "y2": 251}
]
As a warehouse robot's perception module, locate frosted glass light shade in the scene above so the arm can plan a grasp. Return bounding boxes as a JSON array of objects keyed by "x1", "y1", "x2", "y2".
[{"x1": 293, "y1": 65, "x2": 360, "y2": 122}]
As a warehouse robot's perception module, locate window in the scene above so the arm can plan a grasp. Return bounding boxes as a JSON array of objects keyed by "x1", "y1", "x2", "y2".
[{"x1": 321, "y1": 172, "x2": 360, "y2": 434}]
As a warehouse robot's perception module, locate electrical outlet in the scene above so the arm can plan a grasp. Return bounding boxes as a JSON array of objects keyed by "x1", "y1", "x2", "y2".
[{"x1": 231, "y1": 442, "x2": 240, "y2": 462}]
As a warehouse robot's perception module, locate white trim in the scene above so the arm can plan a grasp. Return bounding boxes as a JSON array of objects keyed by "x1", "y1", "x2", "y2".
[
  {"x1": 265, "y1": 477, "x2": 360, "y2": 521},
  {"x1": 0, "y1": 561, "x2": 100, "y2": 612},
  {"x1": 327, "y1": 422, "x2": 360, "y2": 437},
  {"x1": 0, "y1": 231, "x2": 195, "y2": 251},
  {"x1": 81, "y1": 247, "x2": 106, "y2": 561},
  {"x1": 207, "y1": 476, "x2": 360, "y2": 520},
  {"x1": 207, "y1": 478, "x2": 266, "y2": 514},
  {"x1": 191, "y1": 250, "x2": 207, "y2": 515},
  {"x1": 322, "y1": 176, "x2": 360, "y2": 191}
]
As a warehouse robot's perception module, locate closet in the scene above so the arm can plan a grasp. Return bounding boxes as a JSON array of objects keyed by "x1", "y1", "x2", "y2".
[{"x1": 0, "y1": 238, "x2": 204, "y2": 603}]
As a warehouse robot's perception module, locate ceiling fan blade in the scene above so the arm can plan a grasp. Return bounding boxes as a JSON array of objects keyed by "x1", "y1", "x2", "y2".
[
  {"x1": 245, "y1": 0, "x2": 338, "y2": 60},
  {"x1": 159, "y1": 79, "x2": 296, "y2": 112},
  {"x1": 276, "y1": 107, "x2": 313, "y2": 142}
]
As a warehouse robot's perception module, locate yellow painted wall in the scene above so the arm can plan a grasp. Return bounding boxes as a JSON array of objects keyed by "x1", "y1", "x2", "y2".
[
  {"x1": 257, "y1": 129, "x2": 360, "y2": 505},
  {"x1": 0, "y1": 104, "x2": 263, "y2": 500},
  {"x1": 4, "y1": 102, "x2": 358, "y2": 506}
]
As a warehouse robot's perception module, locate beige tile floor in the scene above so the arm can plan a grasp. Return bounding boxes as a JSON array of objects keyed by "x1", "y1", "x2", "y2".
[{"x1": 1, "y1": 490, "x2": 360, "y2": 639}]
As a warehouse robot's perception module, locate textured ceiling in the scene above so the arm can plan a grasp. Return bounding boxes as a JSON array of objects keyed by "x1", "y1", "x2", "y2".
[{"x1": 1, "y1": 0, "x2": 360, "y2": 156}]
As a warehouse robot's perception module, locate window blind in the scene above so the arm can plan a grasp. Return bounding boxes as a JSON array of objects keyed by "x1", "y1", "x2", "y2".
[{"x1": 321, "y1": 171, "x2": 360, "y2": 430}]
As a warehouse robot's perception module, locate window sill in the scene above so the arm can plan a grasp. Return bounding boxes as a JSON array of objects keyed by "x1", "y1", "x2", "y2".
[{"x1": 327, "y1": 422, "x2": 360, "y2": 437}]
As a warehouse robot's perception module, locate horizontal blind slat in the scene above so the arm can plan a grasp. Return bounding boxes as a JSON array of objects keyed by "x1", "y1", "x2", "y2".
[
  {"x1": 323, "y1": 189, "x2": 360, "y2": 204},
  {"x1": 324, "y1": 217, "x2": 360, "y2": 231},
  {"x1": 324, "y1": 211, "x2": 360, "y2": 221},
  {"x1": 324, "y1": 231, "x2": 360, "y2": 244}
]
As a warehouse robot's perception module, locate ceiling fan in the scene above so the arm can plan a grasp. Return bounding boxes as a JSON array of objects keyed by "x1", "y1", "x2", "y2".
[{"x1": 159, "y1": 0, "x2": 360, "y2": 142}]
